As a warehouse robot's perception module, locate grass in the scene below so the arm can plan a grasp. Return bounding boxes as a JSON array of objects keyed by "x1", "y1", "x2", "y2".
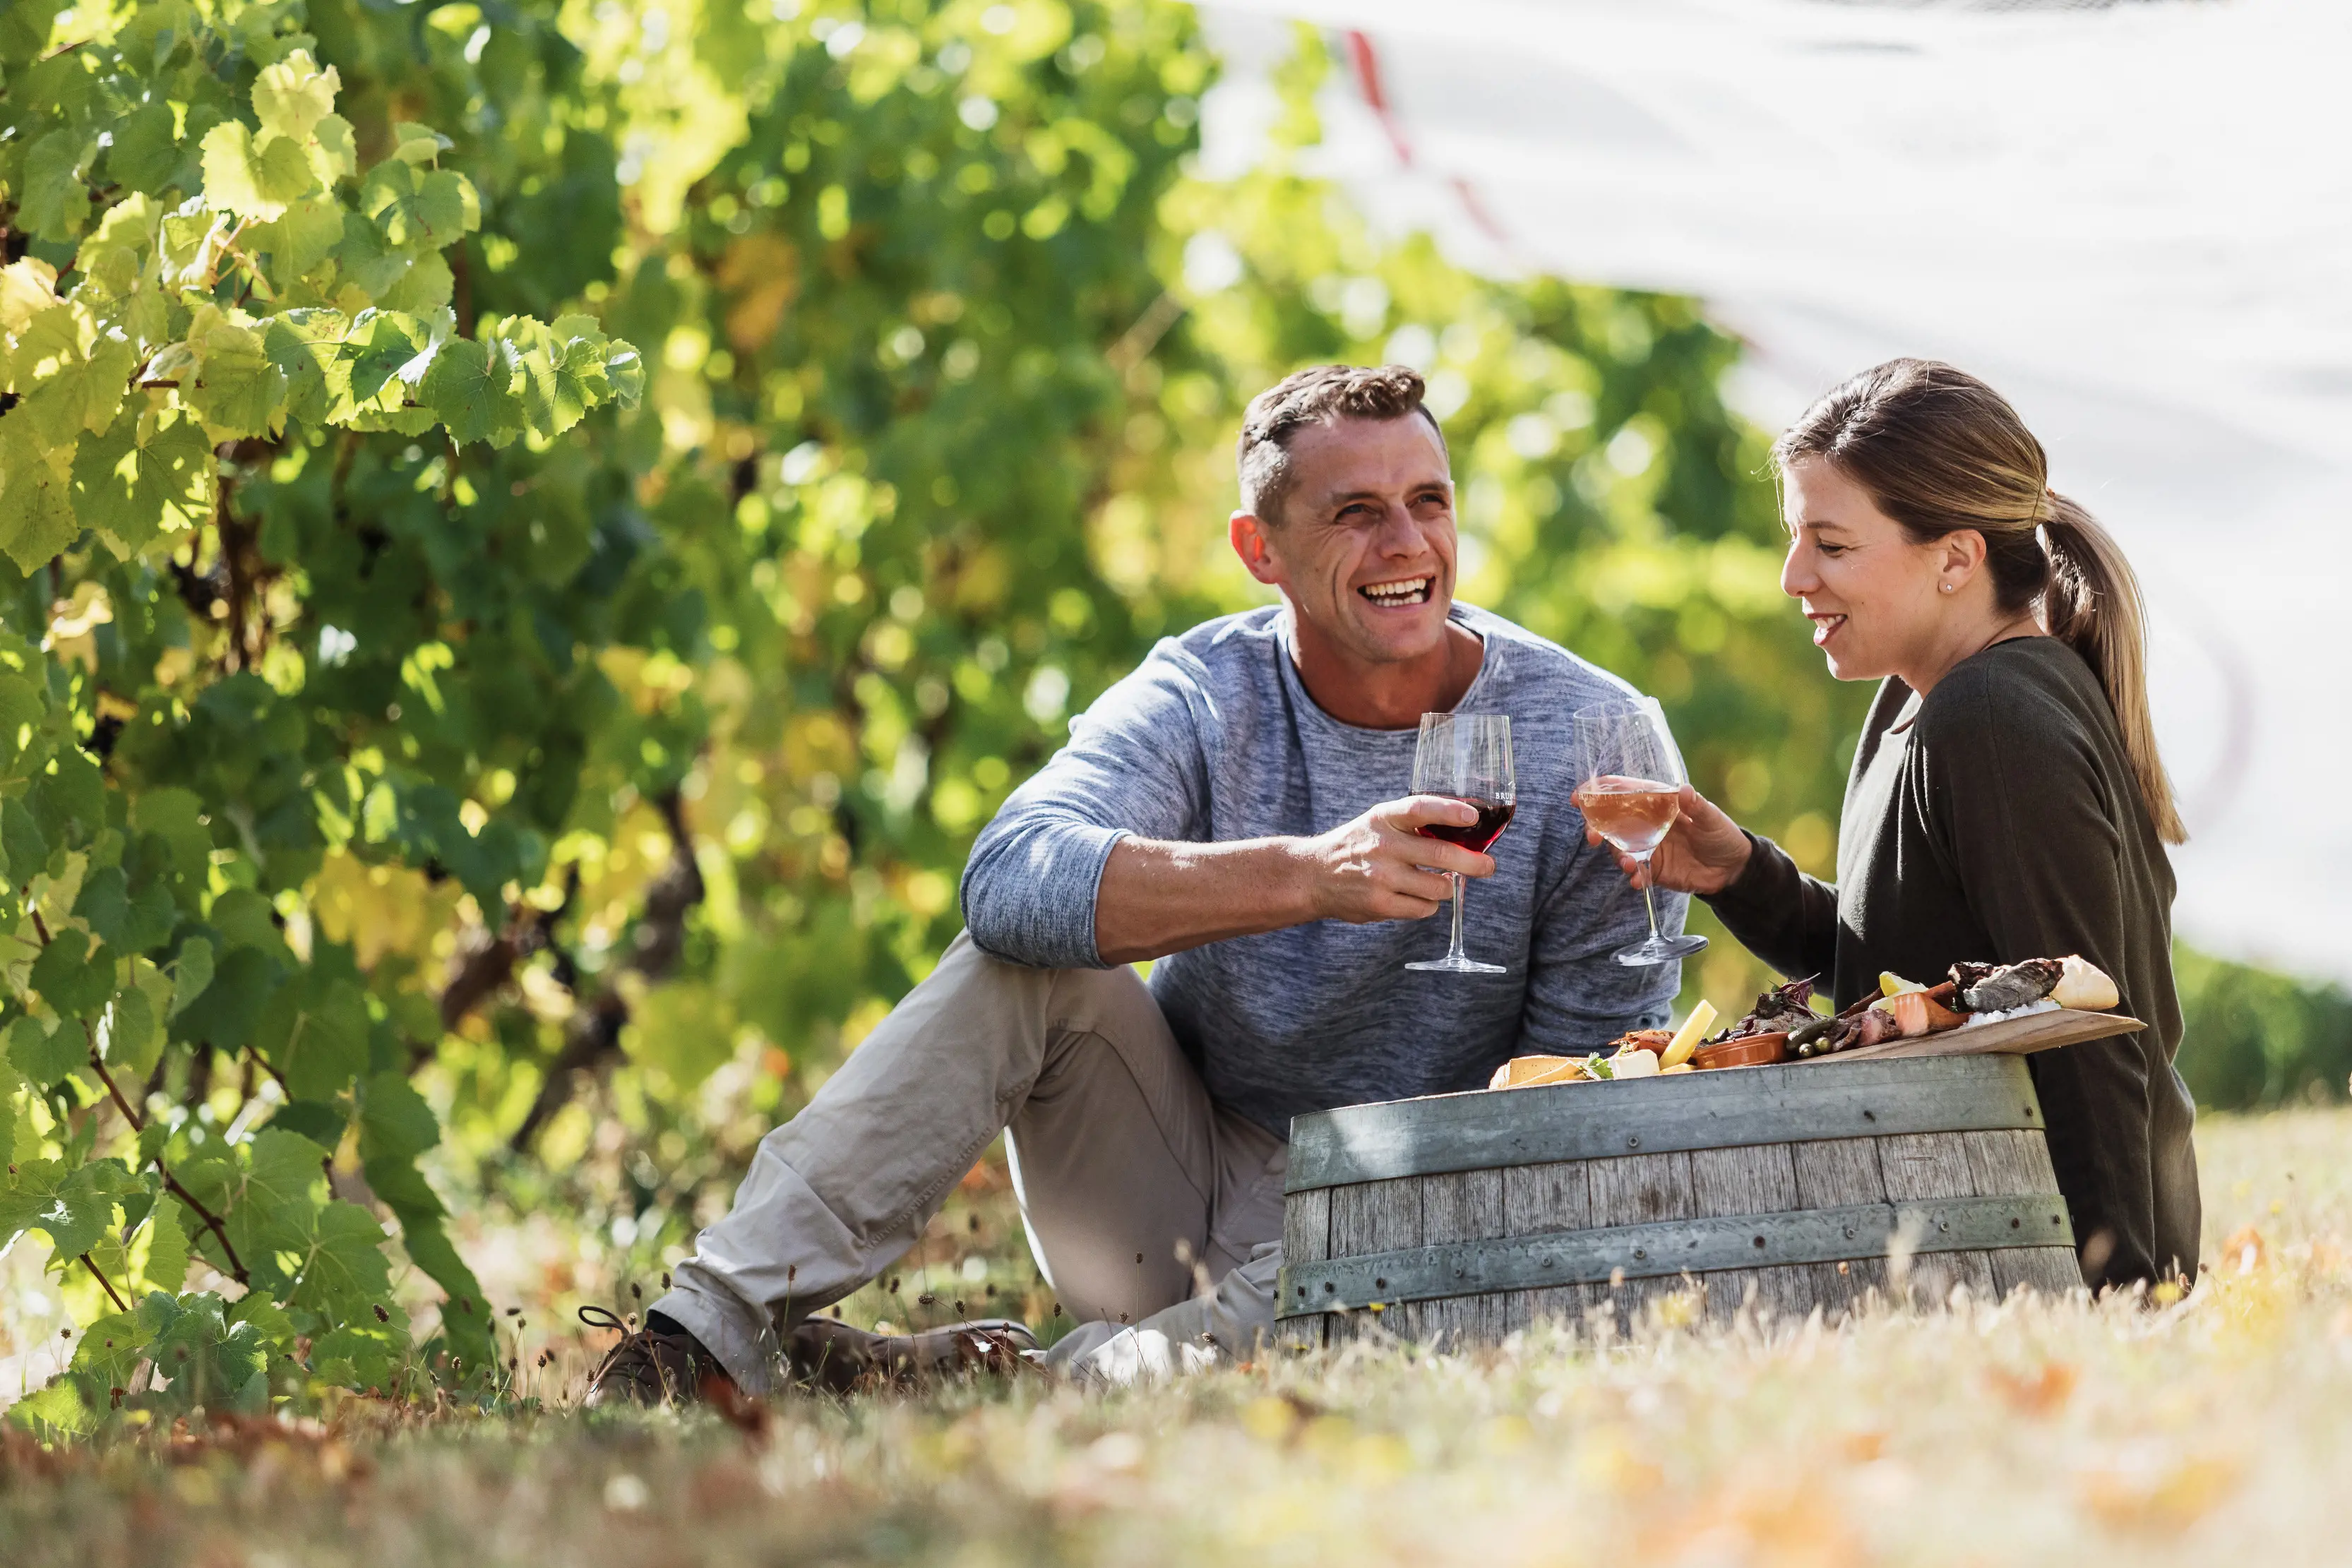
[{"x1": 2, "y1": 1106, "x2": 2346, "y2": 1567}]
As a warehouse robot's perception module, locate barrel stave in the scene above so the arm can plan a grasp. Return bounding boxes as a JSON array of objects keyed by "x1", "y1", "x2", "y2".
[{"x1": 1277, "y1": 1057, "x2": 2085, "y2": 1352}]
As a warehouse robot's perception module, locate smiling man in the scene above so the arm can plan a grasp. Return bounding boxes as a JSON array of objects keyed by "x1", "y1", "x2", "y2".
[{"x1": 587, "y1": 365, "x2": 1686, "y2": 1404}]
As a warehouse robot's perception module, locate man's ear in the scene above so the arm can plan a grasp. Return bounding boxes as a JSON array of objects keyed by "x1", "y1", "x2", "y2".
[{"x1": 1229, "y1": 510, "x2": 1284, "y2": 587}]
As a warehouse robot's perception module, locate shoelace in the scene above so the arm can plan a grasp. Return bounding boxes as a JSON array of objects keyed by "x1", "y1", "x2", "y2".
[{"x1": 579, "y1": 1304, "x2": 634, "y2": 1336}]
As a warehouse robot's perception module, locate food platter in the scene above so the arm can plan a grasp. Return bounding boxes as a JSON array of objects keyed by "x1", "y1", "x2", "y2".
[{"x1": 1803, "y1": 1005, "x2": 2144, "y2": 1063}]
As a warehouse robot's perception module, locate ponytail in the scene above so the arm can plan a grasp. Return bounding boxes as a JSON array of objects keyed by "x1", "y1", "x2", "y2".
[
  {"x1": 2041, "y1": 491, "x2": 2186, "y2": 844},
  {"x1": 1775, "y1": 359, "x2": 2187, "y2": 846}
]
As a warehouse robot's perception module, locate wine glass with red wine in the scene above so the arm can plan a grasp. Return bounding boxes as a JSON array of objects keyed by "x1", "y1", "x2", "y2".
[
  {"x1": 1570, "y1": 698, "x2": 1709, "y2": 967},
  {"x1": 1404, "y1": 712, "x2": 1515, "y2": 975}
]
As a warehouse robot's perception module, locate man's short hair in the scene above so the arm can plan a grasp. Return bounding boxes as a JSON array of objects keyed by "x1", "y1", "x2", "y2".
[{"x1": 1236, "y1": 364, "x2": 1448, "y2": 525}]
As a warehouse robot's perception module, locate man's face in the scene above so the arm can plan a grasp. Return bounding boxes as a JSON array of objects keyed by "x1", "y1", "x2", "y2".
[{"x1": 1234, "y1": 415, "x2": 1457, "y2": 667}]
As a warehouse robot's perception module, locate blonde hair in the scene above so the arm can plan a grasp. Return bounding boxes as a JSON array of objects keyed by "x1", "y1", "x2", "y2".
[{"x1": 1774, "y1": 359, "x2": 2185, "y2": 844}]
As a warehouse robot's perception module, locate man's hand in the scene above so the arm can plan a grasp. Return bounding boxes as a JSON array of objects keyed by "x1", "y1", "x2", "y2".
[
  {"x1": 1298, "y1": 794, "x2": 1495, "y2": 924},
  {"x1": 1582, "y1": 783, "x2": 1753, "y2": 896},
  {"x1": 1092, "y1": 795, "x2": 1496, "y2": 964}
]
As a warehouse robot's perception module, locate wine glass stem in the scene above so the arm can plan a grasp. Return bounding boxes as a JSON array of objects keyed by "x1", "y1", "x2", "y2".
[
  {"x1": 1636, "y1": 854, "x2": 1664, "y2": 942},
  {"x1": 1447, "y1": 871, "x2": 1467, "y2": 960}
]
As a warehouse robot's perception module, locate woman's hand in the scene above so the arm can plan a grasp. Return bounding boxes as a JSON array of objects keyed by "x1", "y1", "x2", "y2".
[{"x1": 1584, "y1": 783, "x2": 1754, "y2": 896}]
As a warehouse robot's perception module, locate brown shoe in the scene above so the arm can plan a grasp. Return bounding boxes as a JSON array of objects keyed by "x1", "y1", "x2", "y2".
[
  {"x1": 580, "y1": 1306, "x2": 736, "y2": 1408},
  {"x1": 786, "y1": 1317, "x2": 1039, "y2": 1394}
]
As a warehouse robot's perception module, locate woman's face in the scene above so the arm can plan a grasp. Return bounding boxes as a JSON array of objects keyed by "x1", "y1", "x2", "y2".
[{"x1": 1779, "y1": 457, "x2": 1970, "y2": 683}]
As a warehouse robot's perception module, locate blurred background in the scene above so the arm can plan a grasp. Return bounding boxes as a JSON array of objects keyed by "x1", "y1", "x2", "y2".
[{"x1": 6, "y1": 0, "x2": 2346, "y2": 1381}]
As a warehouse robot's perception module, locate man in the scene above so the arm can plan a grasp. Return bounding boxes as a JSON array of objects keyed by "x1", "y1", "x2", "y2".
[{"x1": 585, "y1": 364, "x2": 1685, "y2": 1403}]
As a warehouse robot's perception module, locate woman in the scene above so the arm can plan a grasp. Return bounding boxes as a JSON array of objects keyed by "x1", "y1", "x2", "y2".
[{"x1": 1606, "y1": 358, "x2": 2199, "y2": 1293}]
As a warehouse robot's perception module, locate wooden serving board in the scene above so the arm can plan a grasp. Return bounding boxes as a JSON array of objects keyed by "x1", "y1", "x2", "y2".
[{"x1": 1808, "y1": 1007, "x2": 2144, "y2": 1063}]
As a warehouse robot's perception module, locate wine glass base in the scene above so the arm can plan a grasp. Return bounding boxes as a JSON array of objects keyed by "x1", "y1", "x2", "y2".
[
  {"x1": 1611, "y1": 933, "x2": 1708, "y2": 967},
  {"x1": 1406, "y1": 955, "x2": 1510, "y2": 974}
]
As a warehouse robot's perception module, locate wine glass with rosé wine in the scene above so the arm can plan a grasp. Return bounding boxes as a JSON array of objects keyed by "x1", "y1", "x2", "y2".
[
  {"x1": 1570, "y1": 698, "x2": 1710, "y2": 968},
  {"x1": 1404, "y1": 712, "x2": 1516, "y2": 975}
]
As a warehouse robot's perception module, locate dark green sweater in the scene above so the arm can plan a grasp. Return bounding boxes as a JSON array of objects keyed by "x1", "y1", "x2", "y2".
[{"x1": 1707, "y1": 637, "x2": 2200, "y2": 1291}]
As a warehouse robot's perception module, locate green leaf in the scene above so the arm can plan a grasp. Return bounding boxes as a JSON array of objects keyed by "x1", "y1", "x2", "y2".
[
  {"x1": 168, "y1": 935, "x2": 215, "y2": 1019},
  {"x1": 30, "y1": 926, "x2": 115, "y2": 1019},
  {"x1": 107, "y1": 101, "x2": 183, "y2": 194},
  {"x1": 0, "y1": 413, "x2": 81, "y2": 572},
  {"x1": 357, "y1": 1071, "x2": 438, "y2": 1165},
  {"x1": 7, "y1": 1377, "x2": 92, "y2": 1437},
  {"x1": 1, "y1": 796, "x2": 49, "y2": 878},
  {"x1": 100, "y1": 983, "x2": 161, "y2": 1079},
  {"x1": 338, "y1": 309, "x2": 424, "y2": 407},
  {"x1": 263, "y1": 307, "x2": 350, "y2": 425},
  {"x1": 182, "y1": 306, "x2": 288, "y2": 440},
  {"x1": 5, "y1": 1012, "x2": 84, "y2": 1087},
  {"x1": 199, "y1": 121, "x2": 315, "y2": 222},
  {"x1": 420, "y1": 336, "x2": 523, "y2": 447},
  {"x1": 68, "y1": 1306, "x2": 148, "y2": 1390},
  {"x1": 251, "y1": 50, "x2": 340, "y2": 145},
  {"x1": 133, "y1": 789, "x2": 212, "y2": 886},
  {"x1": 71, "y1": 409, "x2": 216, "y2": 558},
  {"x1": 169, "y1": 943, "x2": 276, "y2": 1051},
  {"x1": 0, "y1": 1157, "x2": 140, "y2": 1257},
  {"x1": 390, "y1": 122, "x2": 454, "y2": 166},
  {"x1": 252, "y1": 196, "x2": 345, "y2": 284},
  {"x1": 142, "y1": 1199, "x2": 191, "y2": 1292},
  {"x1": 72, "y1": 866, "x2": 131, "y2": 947},
  {"x1": 11, "y1": 299, "x2": 138, "y2": 443},
  {"x1": 288, "y1": 1199, "x2": 393, "y2": 1316},
  {"x1": 362, "y1": 162, "x2": 478, "y2": 248},
  {"x1": 20, "y1": 129, "x2": 95, "y2": 241},
  {"x1": 251, "y1": 971, "x2": 367, "y2": 1101}
]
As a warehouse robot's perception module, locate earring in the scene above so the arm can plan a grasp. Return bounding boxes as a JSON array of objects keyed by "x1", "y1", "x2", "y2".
[{"x1": 1940, "y1": 582, "x2": 1955, "y2": 594}]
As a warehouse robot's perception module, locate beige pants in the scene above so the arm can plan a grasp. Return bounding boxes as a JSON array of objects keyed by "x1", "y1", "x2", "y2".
[{"x1": 654, "y1": 934, "x2": 1289, "y2": 1392}]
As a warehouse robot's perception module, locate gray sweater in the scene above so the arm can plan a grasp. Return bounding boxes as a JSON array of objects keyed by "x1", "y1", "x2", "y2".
[{"x1": 961, "y1": 604, "x2": 1686, "y2": 1137}]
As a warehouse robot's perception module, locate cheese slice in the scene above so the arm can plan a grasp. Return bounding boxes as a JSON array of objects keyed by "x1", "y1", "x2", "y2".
[{"x1": 1659, "y1": 1000, "x2": 1717, "y2": 1070}]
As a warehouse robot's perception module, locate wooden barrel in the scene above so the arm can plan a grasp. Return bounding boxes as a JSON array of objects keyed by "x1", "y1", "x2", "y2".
[{"x1": 1277, "y1": 1053, "x2": 2082, "y2": 1348}]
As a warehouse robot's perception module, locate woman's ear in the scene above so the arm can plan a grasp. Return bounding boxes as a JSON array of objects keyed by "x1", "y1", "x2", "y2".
[{"x1": 1939, "y1": 529, "x2": 1988, "y2": 594}]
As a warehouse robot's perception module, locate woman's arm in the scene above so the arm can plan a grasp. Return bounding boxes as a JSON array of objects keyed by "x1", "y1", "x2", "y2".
[{"x1": 1582, "y1": 784, "x2": 1840, "y2": 983}]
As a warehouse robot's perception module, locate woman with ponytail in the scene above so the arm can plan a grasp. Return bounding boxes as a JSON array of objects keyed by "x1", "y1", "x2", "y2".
[{"x1": 1596, "y1": 358, "x2": 2200, "y2": 1293}]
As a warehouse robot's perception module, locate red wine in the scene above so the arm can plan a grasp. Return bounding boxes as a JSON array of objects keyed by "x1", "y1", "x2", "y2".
[{"x1": 1419, "y1": 798, "x2": 1516, "y2": 854}]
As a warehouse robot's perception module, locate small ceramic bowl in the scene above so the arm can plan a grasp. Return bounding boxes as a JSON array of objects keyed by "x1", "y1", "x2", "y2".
[{"x1": 1694, "y1": 1031, "x2": 1790, "y2": 1070}]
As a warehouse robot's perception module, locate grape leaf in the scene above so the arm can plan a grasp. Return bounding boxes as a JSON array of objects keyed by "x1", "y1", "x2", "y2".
[
  {"x1": 107, "y1": 100, "x2": 183, "y2": 194},
  {"x1": 183, "y1": 306, "x2": 288, "y2": 439},
  {"x1": 251, "y1": 969, "x2": 368, "y2": 1101},
  {"x1": 100, "y1": 984, "x2": 162, "y2": 1079},
  {"x1": 20, "y1": 128, "x2": 96, "y2": 241},
  {"x1": 419, "y1": 335, "x2": 523, "y2": 447},
  {"x1": 252, "y1": 50, "x2": 340, "y2": 145},
  {"x1": 339, "y1": 309, "x2": 424, "y2": 407},
  {"x1": 253, "y1": 196, "x2": 345, "y2": 284},
  {"x1": 357, "y1": 1070, "x2": 439, "y2": 1164},
  {"x1": 71, "y1": 409, "x2": 216, "y2": 558},
  {"x1": 0, "y1": 1157, "x2": 140, "y2": 1257},
  {"x1": 390, "y1": 122, "x2": 454, "y2": 166},
  {"x1": 287, "y1": 1199, "x2": 394, "y2": 1316},
  {"x1": 11, "y1": 301, "x2": 138, "y2": 445},
  {"x1": 5, "y1": 1012, "x2": 84, "y2": 1087},
  {"x1": 30, "y1": 926, "x2": 116, "y2": 1019},
  {"x1": 0, "y1": 413, "x2": 82, "y2": 571},
  {"x1": 132, "y1": 789, "x2": 213, "y2": 887},
  {"x1": 142, "y1": 1194, "x2": 191, "y2": 1292},
  {"x1": 264, "y1": 307, "x2": 351, "y2": 425},
  {"x1": 199, "y1": 121, "x2": 316, "y2": 222},
  {"x1": 168, "y1": 936, "x2": 215, "y2": 1019},
  {"x1": 68, "y1": 1306, "x2": 149, "y2": 1390}
]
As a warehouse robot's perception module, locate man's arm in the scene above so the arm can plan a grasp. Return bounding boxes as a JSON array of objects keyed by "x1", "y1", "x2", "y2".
[{"x1": 1094, "y1": 796, "x2": 1495, "y2": 964}]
